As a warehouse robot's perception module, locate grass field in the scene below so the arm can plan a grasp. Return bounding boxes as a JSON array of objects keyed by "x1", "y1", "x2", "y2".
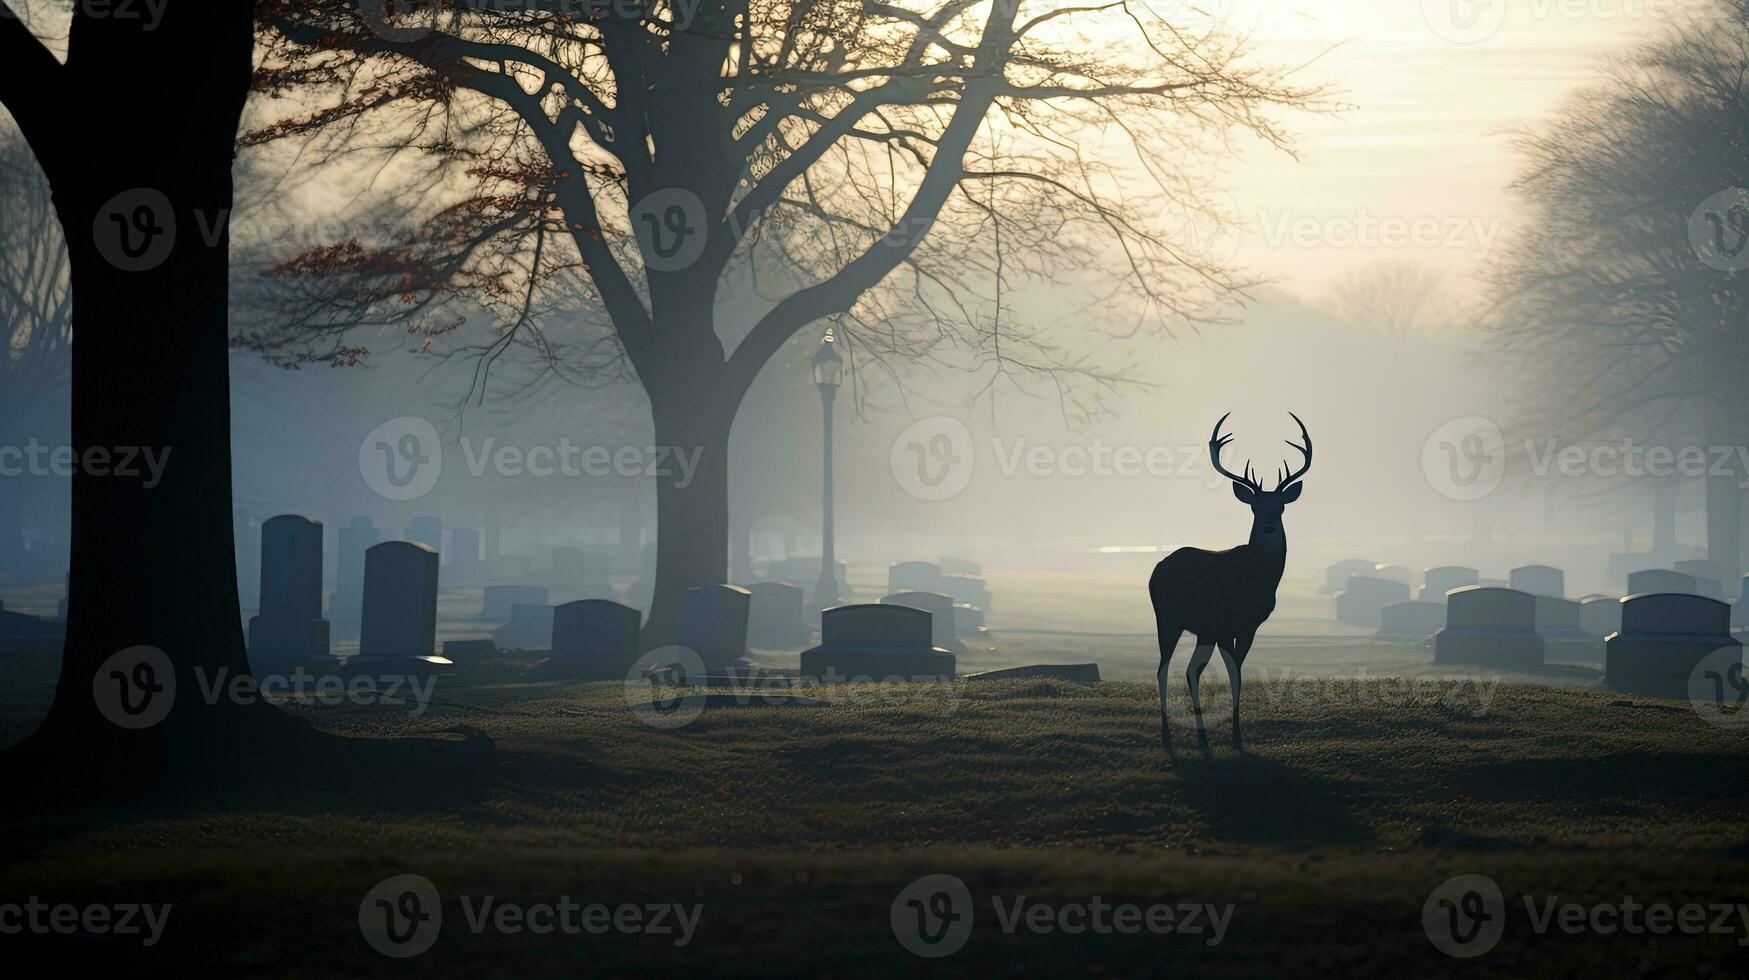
[{"x1": 1, "y1": 663, "x2": 1745, "y2": 976}]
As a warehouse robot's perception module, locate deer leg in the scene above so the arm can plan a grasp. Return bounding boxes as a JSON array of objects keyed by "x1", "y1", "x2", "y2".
[
  {"x1": 1230, "y1": 632, "x2": 1255, "y2": 752},
  {"x1": 1155, "y1": 623, "x2": 1183, "y2": 761},
  {"x1": 1218, "y1": 642, "x2": 1244, "y2": 753},
  {"x1": 1186, "y1": 642, "x2": 1215, "y2": 759}
]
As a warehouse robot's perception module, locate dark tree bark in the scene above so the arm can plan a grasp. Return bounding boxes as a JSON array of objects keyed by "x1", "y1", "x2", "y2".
[
  {"x1": 642, "y1": 359, "x2": 737, "y2": 648},
  {"x1": 1654, "y1": 478, "x2": 1678, "y2": 558},
  {"x1": 0, "y1": 1, "x2": 305, "y2": 798},
  {"x1": 1704, "y1": 416, "x2": 1743, "y2": 595}
]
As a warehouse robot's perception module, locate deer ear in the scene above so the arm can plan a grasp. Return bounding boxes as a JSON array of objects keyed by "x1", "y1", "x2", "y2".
[
  {"x1": 1280, "y1": 482, "x2": 1303, "y2": 503},
  {"x1": 1231, "y1": 482, "x2": 1256, "y2": 505}
]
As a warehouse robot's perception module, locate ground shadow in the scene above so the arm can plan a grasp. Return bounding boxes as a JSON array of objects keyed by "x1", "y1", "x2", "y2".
[{"x1": 1166, "y1": 753, "x2": 1371, "y2": 845}]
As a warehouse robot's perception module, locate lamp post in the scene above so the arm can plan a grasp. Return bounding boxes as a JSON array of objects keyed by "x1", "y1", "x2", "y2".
[{"x1": 811, "y1": 329, "x2": 844, "y2": 608}]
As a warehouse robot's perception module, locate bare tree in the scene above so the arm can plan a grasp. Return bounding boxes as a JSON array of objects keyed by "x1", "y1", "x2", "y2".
[
  {"x1": 1483, "y1": 0, "x2": 1749, "y2": 589},
  {"x1": 244, "y1": 0, "x2": 1319, "y2": 644},
  {"x1": 1324, "y1": 261, "x2": 1452, "y2": 337}
]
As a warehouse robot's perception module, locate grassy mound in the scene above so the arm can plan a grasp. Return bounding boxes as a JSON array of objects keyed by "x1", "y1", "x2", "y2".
[{"x1": 1, "y1": 676, "x2": 1743, "y2": 974}]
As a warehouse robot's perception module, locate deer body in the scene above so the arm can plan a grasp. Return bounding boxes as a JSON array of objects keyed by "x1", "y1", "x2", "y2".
[{"x1": 1150, "y1": 414, "x2": 1310, "y2": 761}]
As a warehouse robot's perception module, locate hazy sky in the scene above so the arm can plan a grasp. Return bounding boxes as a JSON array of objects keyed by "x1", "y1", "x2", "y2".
[{"x1": 1201, "y1": 0, "x2": 1695, "y2": 300}]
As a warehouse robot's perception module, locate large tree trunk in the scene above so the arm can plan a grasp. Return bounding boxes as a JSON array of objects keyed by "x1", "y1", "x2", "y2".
[
  {"x1": 1653, "y1": 478, "x2": 1678, "y2": 558},
  {"x1": 0, "y1": 479, "x2": 22, "y2": 584},
  {"x1": 641, "y1": 384, "x2": 734, "y2": 650},
  {"x1": 0, "y1": 3, "x2": 296, "y2": 797},
  {"x1": 729, "y1": 499, "x2": 756, "y2": 584},
  {"x1": 615, "y1": 486, "x2": 643, "y2": 577},
  {"x1": 1704, "y1": 417, "x2": 1743, "y2": 597},
  {"x1": 1705, "y1": 476, "x2": 1740, "y2": 593}
]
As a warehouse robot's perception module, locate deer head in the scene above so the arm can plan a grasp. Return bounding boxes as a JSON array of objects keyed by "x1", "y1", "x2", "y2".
[{"x1": 1209, "y1": 413, "x2": 1313, "y2": 549}]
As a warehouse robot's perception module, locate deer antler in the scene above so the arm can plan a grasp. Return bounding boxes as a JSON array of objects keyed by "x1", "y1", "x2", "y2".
[
  {"x1": 1276, "y1": 412, "x2": 1313, "y2": 489},
  {"x1": 1209, "y1": 413, "x2": 1263, "y2": 492}
]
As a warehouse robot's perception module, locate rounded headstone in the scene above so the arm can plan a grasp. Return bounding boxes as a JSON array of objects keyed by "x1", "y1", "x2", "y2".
[
  {"x1": 1509, "y1": 564, "x2": 1564, "y2": 598},
  {"x1": 1627, "y1": 569, "x2": 1697, "y2": 597},
  {"x1": 1620, "y1": 593, "x2": 1730, "y2": 636},
  {"x1": 359, "y1": 541, "x2": 440, "y2": 660},
  {"x1": 1421, "y1": 566, "x2": 1479, "y2": 603},
  {"x1": 1446, "y1": 587, "x2": 1536, "y2": 631}
]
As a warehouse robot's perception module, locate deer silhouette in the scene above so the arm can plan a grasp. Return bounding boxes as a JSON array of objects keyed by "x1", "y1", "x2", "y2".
[{"x1": 1149, "y1": 413, "x2": 1311, "y2": 761}]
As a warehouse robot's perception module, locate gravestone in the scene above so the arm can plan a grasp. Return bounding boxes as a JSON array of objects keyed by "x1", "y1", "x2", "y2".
[
  {"x1": 448, "y1": 527, "x2": 483, "y2": 583},
  {"x1": 1627, "y1": 569, "x2": 1696, "y2": 596},
  {"x1": 800, "y1": 603, "x2": 954, "y2": 682},
  {"x1": 937, "y1": 574, "x2": 992, "y2": 612},
  {"x1": 881, "y1": 591, "x2": 961, "y2": 652},
  {"x1": 407, "y1": 516, "x2": 442, "y2": 554},
  {"x1": 1535, "y1": 595, "x2": 1600, "y2": 663},
  {"x1": 679, "y1": 584, "x2": 752, "y2": 669},
  {"x1": 1689, "y1": 575, "x2": 1724, "y2": 599},
  {"x1": 1607, "y1": 593, "x2": 1741, "y2": 698},
  {"x1": 1674, "y1": 560, "x2": 1721, "y2": 587},
  {"x1": 1734, "y1": 574, "x2": 1749, "y2": 632},
  {"x1": 1321, "y1": 559, "x2": 1377, "y2": 595},
  {"x1": 1371, "y1": 564, "x2": 1413, "y2": 589},
  {"x1": 356, "y1": 541, "x2": 451, "y2": 673},
  {"x1": 1421, "y1": 566, "x2": 1479, "y2": 603},
  {"x1": 746, "y1": 582, "x2": 807, "y2": 648},
  {"x1": 1434, "y1": 587, "x2": 1543, "y2": 669},
  {"x1": 544, "y1": 599, "x2": 642, "y2": 680},
  {"x1": 1579, "y1": 595, "x2": 1624, "y2": 638},
  {"x1": 481, "y1": 585, "x2": 550, "y2": 621},
  {"x1": 1376, "y1": 601, "x2": 1445, "y2": 640},
  {"x1": 889, "y1": 561, "x2": 943, "y2": 594},
  {"x1": 331, "y1": 516, "x2": 377, "y2": 619},
  {"x1": 247, "y1": 515, "x2": 333, "y2": 667},
  {"x1": 493, "y1": 603, "x2": 554, "y2": 650},
  {"x1": 1509, "y1": 564, "x2": 1564, "y2": 598},
  {"x1": 441, "y1": 638, "x2": 498, "y2": 664},
  {"x1": 1335, "y1": 576, "x2": 1410, "y2": 628},
  {"x1": 939, "y1": 556, "x2": 982, "y2": 576},
  {"x1": 953, "y1": 603, "x2": 985, "y2": 636}
]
